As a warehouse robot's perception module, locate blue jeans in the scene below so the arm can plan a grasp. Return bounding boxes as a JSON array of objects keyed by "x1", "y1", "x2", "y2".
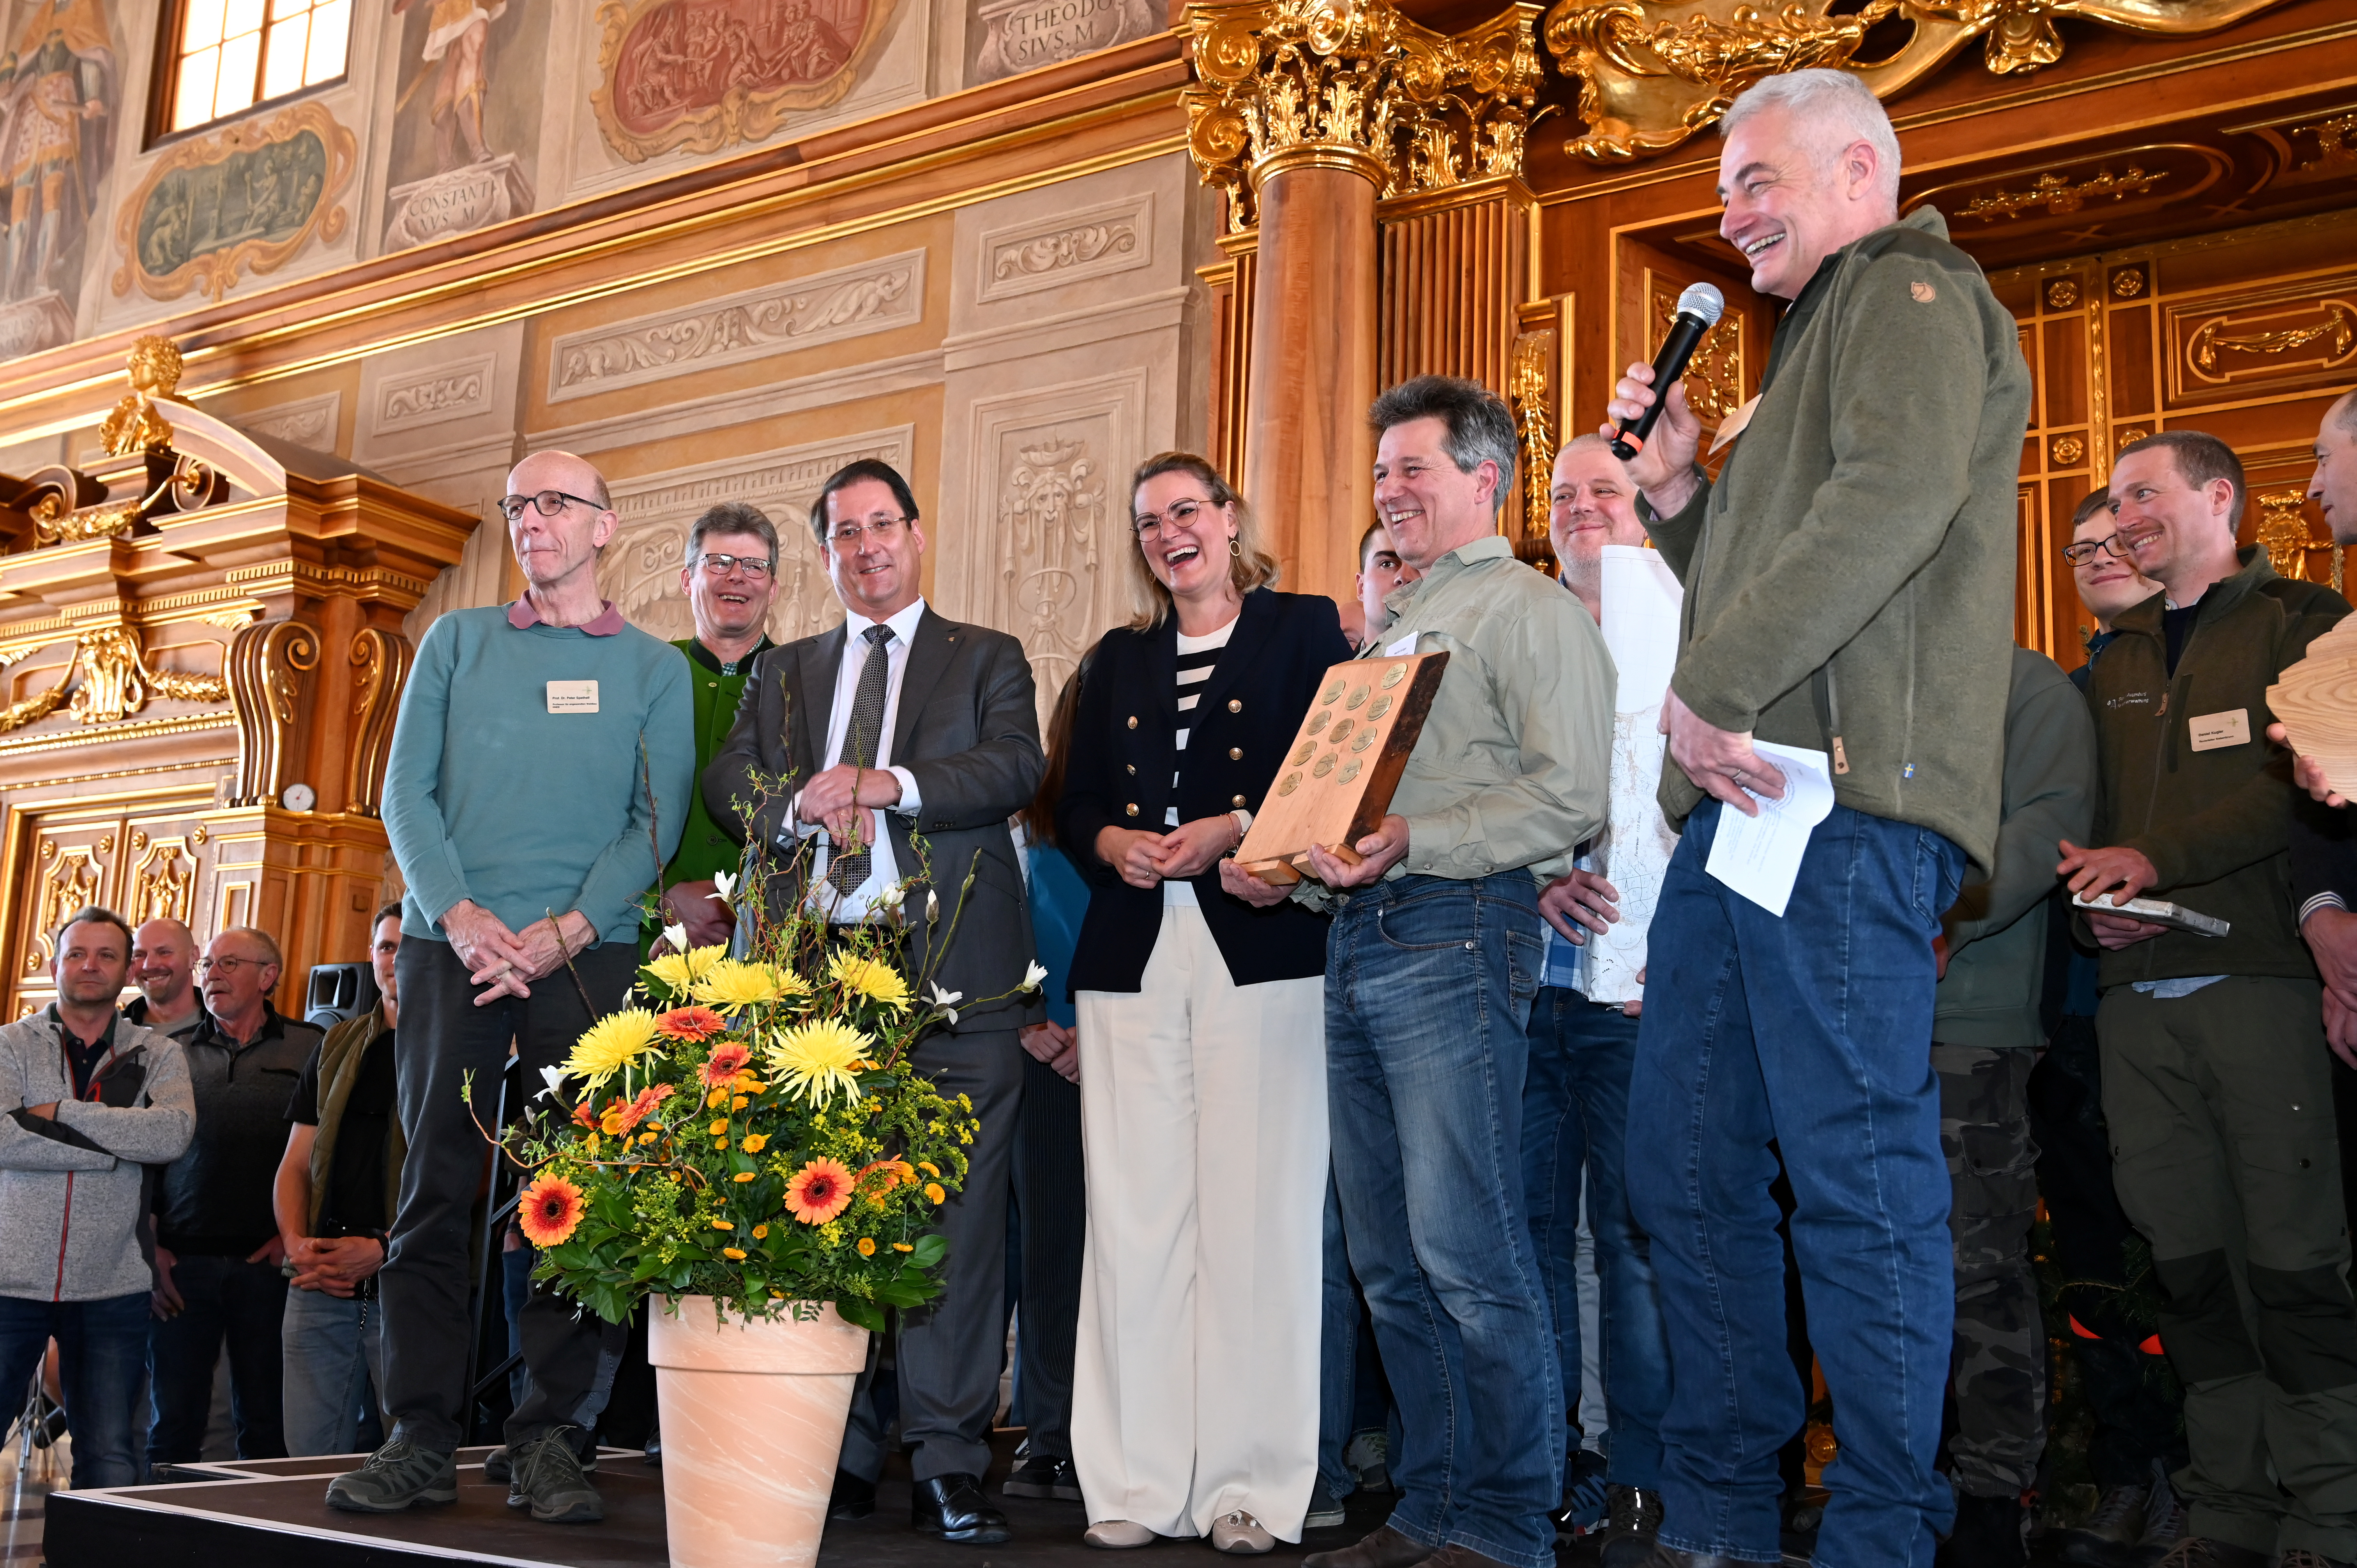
[
  {"x1": 147, "y1": 1252, "x2": 288, "y2": 1463},
  {"x1": 1524, "y1": 987, "x2": 1671, "y2": 1489},
  {"x1": 0, "y1": 1291, "x2": 152, "y2": 1487},
  {"x1": 1316, "y1": 1171, "x2": 1397, "y2": 1501},
  {"x1": 281, "y1": 1285, "x2": 387, "y2": 1457},
  {"x1": 1327, "y1": 872, "x2": 1557, "y2": 1568},
  {"x1": 1631, "y1": 802, "x2": 1963, "y2": 1567}
]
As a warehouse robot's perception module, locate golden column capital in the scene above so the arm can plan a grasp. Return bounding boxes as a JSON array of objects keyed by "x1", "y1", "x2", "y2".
[{"x1": 1182, "y1": 0, "x2": 1548, "y2": 227}]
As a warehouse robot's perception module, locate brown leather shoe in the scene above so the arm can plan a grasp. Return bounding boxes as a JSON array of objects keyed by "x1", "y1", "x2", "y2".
[{"x1": 1302, "y1": 1526, "x2": 1435, "y2": 1568}]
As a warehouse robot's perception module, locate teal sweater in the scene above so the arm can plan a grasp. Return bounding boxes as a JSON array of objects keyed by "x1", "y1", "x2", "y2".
[{"x1": 385, "y1": 606, "x2": 695, "y2": 945}]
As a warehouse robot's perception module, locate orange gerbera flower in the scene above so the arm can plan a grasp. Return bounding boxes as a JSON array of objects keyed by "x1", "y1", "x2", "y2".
[
  {"x1": 784, "y1": 1158, "x2": 856, "y2": 1224},
  {"x1": 700, "y1": 1040, "x2": 753, "y2": 1087},
  {"x1": 658, "y1": 1006, "x2": 729, "y2": 1043},
  {"x1": 611, "y1": 1084, "x2": 673, "y2": 1135},
  {"x1": 571, "y1": 1099, "x2": 597, "y2": 1130},
  {"x1": 519, "y1": 1174, "x2": 585, "y2": 1247}
]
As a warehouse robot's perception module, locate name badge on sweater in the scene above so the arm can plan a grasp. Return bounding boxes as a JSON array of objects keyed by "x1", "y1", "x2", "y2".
[
  {"x1": 546, "y1": 680, "x2": 600, "y2": 714},
  {"x1": 1384, "y1": 631, "x2": 1419, "y2": 658},
  {"x1": 1708, "y1": 395, "x2": 1762, "y2": 457},
  {"x1": 2188, "y1": 708, "x2": 2248, "y2": 751}
]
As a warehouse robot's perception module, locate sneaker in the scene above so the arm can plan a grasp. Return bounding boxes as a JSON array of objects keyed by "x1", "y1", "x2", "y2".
[
  {"x1": 1939, "y1": 1493, "x2": 2027, "y2": 1568},
  {"x1": 2059, "y1": 1481, "x2": 2148, "y2": 1566},
  {"x1": 1551, "y1": 1448, "x2": 1610, "y2": 1543},
  {"x1": 1344, "y1": 1430, "x2": 1394, "y2": 1495},
  {"x1": 506, "y1": 1425, "x2": 604, "y2": 1524},
  {"x1": 1211, "y1": 1511, "x2": 1276, "y2": 1554},
  {"x1": 1306, "y1": 1477, "x2": 1348, "y2": 1530},
  {"x1": 1003, "y1": 1453, "x2": 1083, "y2": 1502},
  {"x1": 1595, "y1": 1485, "x2": 1664, "y2": 1567},
  {"x1": 2131, "y1": 1475, "x2": 2186, "y2": 1568},
  {"x1": 484, "y1": 1442, "x2": 599, "y2": 1485},
  {"x1": 325, "y1": 1438, "x2": 459, "y2": 1513}
]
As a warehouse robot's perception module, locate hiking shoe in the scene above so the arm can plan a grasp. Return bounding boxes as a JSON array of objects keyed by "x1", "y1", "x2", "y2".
[
  {"x1": 1552, "y1": 1448, "x2": 1610, "y2": 1543},
  {"x1": 483, "y1": 1442, "x2": 599, "y2": 1486},
  {"x1": 2132, "y1": 1475, "x2": 2187, "y2": 1568},
  {"x1": 2060, "y1": 1481, "x2": 2147, "y2": 1566},
  {"x1": 1305, "y1": 1476, "x2": 1348, "y2": 1530},
  {"x1": 325, "y1": 1439, "x2": 458, "y2": 1512},
  {"x1": 1597, "y1": 1485, "x2": 1666, "y2": 1567},
  {"x1": 1344, "y1": 1430, "x2": 1394, "y2": 1495},
  {"x1": 507, "y1": 1426, "x2": 604, "y2": 1524}
]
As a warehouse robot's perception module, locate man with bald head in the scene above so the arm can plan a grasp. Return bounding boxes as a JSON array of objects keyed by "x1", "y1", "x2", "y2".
[
  {"x1": 127, "y1": 918, "x2": 203, "y2": 1038},
  {"x1": 343, "y1": 450, "x2": 693, "y2": 1524}
]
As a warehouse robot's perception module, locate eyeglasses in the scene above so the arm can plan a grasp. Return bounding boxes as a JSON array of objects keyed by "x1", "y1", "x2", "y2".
[
  {"x1": 1133, "y1": 497, "x2": 1215, "y2": 542},
  {"x1": 696, "y1": 552, "x2": 775, "y2": 579},
  {"x1": 2060, "y1": 533, "x2": 2133, "y2": 567},
  {"x1": 827, "y1": 516, "x2": 911, "y2": 549},
  {"x1": 194, "y1": 956, "x2": 271, "y2": 976},
  {"x1": 497, "y1": 490, "x2": 603, "y2": 522}
]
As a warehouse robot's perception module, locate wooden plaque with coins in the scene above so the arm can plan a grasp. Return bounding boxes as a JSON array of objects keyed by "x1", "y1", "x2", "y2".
[{"x1": 1235, "y1": 652, "x2": 1451, "y2": 885}]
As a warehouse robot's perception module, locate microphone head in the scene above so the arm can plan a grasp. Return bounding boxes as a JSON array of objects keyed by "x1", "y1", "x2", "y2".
[{"x1": 1676, "y1": 282, "x2": 1726, "y2": 327}]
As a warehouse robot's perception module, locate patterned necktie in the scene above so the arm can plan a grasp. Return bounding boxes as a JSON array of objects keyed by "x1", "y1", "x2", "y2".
[{"x1": 826, "y1": 623, "x2": 894, "y2": 896}]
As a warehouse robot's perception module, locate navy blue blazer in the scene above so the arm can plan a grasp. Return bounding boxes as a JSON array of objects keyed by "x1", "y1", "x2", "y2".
[{"x1": 1057, "y1": 587, "x2": 1353, "y2": 993}]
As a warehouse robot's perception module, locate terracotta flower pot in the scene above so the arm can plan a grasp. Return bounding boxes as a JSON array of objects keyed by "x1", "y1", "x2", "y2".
[{"x1": 647, "y1": 1294, "x2": 871, "y2": 1568}]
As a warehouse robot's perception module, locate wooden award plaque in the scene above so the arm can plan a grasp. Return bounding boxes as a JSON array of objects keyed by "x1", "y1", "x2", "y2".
[
  {"x1": 2270, "y1": 615, "x2": 2357, "y2": 800},
  {"x1": 1235, "y1": 651, "x2": 1450, "y2": 885}
]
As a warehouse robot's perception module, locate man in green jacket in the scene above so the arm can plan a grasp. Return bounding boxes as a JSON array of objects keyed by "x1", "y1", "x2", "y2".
[
  {"x1": 1931, "y1": 648, "x2": 2095, "y2": 1565},
  {"x1": 650, "y1": 500, "x2": 779, "y2": 951},
  {"x1": 1603, "y1": 67, "x2": 2030, "y2": 1567},
  {"x1": 2060, "y1": 429, "x2": 2357, "y2": 1568}
]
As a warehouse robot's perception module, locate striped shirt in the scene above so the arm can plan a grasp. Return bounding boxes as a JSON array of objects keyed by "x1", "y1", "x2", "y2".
[{"x1": 1170, "y1": 616, "x2": 1237, "y2": 826}]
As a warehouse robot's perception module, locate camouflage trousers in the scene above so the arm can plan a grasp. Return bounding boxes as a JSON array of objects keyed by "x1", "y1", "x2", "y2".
[{"x1": 1933, "y1": 1042, "x2": 2046, "y2": 1498}]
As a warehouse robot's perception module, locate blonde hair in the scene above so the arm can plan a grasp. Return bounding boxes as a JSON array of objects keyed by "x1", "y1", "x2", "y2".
[{"x1": 1124, "y1": 452, "x2": 1281, "y2": 629}]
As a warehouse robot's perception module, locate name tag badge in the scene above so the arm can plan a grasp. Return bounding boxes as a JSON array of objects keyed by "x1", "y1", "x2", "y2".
[
  {"x1": 546, "y1": 680, "x2": 600, "y2": 714},
  {"x1": 1708, "y1": 394, "x2": 1762, "y2": 457},
  {"x1": 2188, "y1": 708, "x2": 2249, "y2": 751},
  {"x1": 1384, "y1": 631, "x2": 1419, "y2": 658}
]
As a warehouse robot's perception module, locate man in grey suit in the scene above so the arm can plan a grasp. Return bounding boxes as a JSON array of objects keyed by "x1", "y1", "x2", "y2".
[{"x1": 704, "y1": 458, "x2": 1044, "y2": 1546}]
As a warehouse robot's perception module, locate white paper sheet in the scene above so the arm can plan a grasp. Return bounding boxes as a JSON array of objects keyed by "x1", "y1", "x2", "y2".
[
  {"x1": 1576, "y1": 546, "x2": 1686, "y2": 1005},
  {"x1": 1598, "y1": 546, "x2": 1682, "y2": 708},
  {"x1": 1703, "y1": 741, "x2": 1838, "y2": 918}
]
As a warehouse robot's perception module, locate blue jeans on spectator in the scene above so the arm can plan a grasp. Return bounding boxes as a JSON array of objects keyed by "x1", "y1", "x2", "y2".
[
  {"x1": 0, "y1": 1291, "x2": 151, "y2": 1487},
  {"x1": 281, "y1": 1285, "x2": 387, "y2": 1457},
  {"x1": 1327, "y1": 872, "x2": 1556, "y2": 1568},
  {"x1": 1524, "y1": 986, "x2": 1671, "y2": 1490},
  {"x1": 1316, "y1": 1171, "x2": 1398, "y2": 1503},
  {"x1": 1630, "y1": 802, "x2": 1963, "y2": 1567},
  {"x1": 148, "y1": 1252, "x2": 289, "y2": 1464}
]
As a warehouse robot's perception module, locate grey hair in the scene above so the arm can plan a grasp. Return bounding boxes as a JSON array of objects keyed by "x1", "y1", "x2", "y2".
[
  {"x1": 2331, "y1": 388, "x2": 2357, "y2": 439},
  {"x1": 683, "y1": 501, "x2": 779, "y2": 570},
  {"x1": 1722, "y1": 68, "x2": 1901, "y2": 209},
  {"x1": 1367, "y1": 376, "x2": 1517, "y2": 516},
  {"x1": 215, "y1": 925, "x2": 284, "y2": 972}
]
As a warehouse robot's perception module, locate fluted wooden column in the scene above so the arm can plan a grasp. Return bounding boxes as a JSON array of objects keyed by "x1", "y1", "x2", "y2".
[{"x1": 1244, "y1": 160, "x2": 1379, "y2": 606}]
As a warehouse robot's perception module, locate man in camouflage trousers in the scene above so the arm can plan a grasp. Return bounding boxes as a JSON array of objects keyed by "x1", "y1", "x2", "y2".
[{"x1": 1931, "y1": 646, "x2": 2098, "y2": 1566}]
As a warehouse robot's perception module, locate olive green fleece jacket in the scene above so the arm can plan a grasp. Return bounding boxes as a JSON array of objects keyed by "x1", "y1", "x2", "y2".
[
  {"x1": 1640, "y1": 206, "x2": 2032, "y2": 875},
  {"x1": 2085, "y1": 546, "x2": 2350, "y2": 986},
  {"x1": 1933, "y1": 648, "x2": 2096, "y2": 1049}
]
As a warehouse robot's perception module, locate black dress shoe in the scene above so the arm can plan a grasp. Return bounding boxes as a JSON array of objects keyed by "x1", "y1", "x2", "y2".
[
  {"x1": 1001, "y1": 1453, "x2": 1082, "y2": 1501},
  {"x1": 913, "y1": 1473, "x2": 1012, "y2": 1544},
  {"x1": 828, "y1": 1468, "x2": 876, "y2": 1521}
]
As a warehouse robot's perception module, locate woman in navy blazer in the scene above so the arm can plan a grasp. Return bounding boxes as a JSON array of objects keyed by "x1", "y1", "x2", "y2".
[{"x1": 1055, "y1": 452, "x2": 1352, "y2": 1554}]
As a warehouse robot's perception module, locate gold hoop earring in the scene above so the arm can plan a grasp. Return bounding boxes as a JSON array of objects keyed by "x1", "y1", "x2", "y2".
[{"x1": 1228, "y1": 536, "x2": 1241, "y2": 558}]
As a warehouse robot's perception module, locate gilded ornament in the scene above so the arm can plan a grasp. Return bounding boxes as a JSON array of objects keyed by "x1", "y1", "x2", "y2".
[
  {"x1": 2111, "y1": 268, "x2": 2147, "y2": 298},
  {"x1": 0, "y1": 623, "x2": 230, "y2": 736},
  {"x1": 2189, "y1": 301, "x2": 2356, "y2": 374},
  {"x1": 32, "y1": 499, "x2": 138, "y2": 546},
  {"x1": 1510, "y1": 328, "x2": 1558, "y2": 542},
  {"x1": 1956, "y1": 167, "x2": 2166, "y2": 223},
  {"x1": 99, "y1": 336, "x2": 184, "y2": 457},
  {"x1": 111, "y1": 103, "x2": 357, "y2": 302},
  {"x1": 2046, "y1": 279, "x2": 2080, "y2": 309},
  {"x1": 2051, "y1": 435, "x2": 2085, "y2": 466},
  {"x1": 2255, "y1": 490, "x2": 2316, "y2": 581}
]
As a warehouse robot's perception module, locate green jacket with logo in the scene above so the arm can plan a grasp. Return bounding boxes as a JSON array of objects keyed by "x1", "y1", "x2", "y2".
[
  {"x1": 643, "y1": 635, "x2": 767, "y2": 947},
  {"x1": 1641, "y1": 206, "x2": 2032, "y2": 874},
  {"x1": 2085, "y1": 546, "x2": 2348, "y2": 986}
]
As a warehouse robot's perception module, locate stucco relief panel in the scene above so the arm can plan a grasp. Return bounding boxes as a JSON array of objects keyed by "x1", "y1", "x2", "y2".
[
  {"x1": 976, "y1": 194, "x2": 1152, "y2": 304},
  {"x1": 240, "y1": 392, "x2": 343, "y2": 451},
  {"x1": 375, "y1": 353, "x2": 500, "y2": 435},
  {"x1": 596, "y1": 425, "x2": 914, "y2": 646}
]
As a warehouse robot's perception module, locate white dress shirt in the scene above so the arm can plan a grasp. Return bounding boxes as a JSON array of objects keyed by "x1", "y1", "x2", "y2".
[{"x1": 790, "y1": 597, "x2": 928, "y2": 922}]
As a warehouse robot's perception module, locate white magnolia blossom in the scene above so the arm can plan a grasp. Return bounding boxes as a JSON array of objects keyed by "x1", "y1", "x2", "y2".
[
  {"x1": 875, "y1": 882, "x2": 906, "y2": 911},
  {"x1": 660, "y1": 922, "x2": 688, "y2": 953},
  {"x1": 536, "y1": 1064, "x2": 569, "y2": 1102},
  {"x1": 925, "y1": 890, "x2": 940, "y2": 923},
  {"x1": 709, "y1": 870, "x2": 737, "y2": 904},
  {"x1": 1022, "y1": 961, "x2": 1048, "y2": 992},
  {"x1": 926, "y1": 982, "x2": 964, "y2": 1025}
]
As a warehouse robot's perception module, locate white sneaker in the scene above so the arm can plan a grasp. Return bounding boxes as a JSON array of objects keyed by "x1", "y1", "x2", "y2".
[
  {"x1": 1210, "y1": 1511, "x2": 1275, "y2": 1554},
  {"x1": 1085, "y1": 1519, "x2": 1155, "y2": 1549}
]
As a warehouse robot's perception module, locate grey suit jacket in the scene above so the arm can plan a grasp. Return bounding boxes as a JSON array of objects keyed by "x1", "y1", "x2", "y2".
[{"x1": 702, "y1": 607, "x2": 1046, "y2": 1033}]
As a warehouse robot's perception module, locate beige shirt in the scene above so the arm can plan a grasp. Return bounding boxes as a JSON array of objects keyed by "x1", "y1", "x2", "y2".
[{"x1": 1350, "y1": 533, "x2": 1615, "y2": 888}]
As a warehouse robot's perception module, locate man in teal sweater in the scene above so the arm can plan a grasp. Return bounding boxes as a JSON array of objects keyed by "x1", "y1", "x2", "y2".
[
  {"x1": 331, "y1": 449, "x2": 692, "y2": 1527},
  {"x1": 649, "y1": 500, "x2": 778, "y2": 951}
]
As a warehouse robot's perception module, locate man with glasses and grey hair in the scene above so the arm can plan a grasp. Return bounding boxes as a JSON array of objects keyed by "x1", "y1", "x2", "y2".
[
  {"x1": 651, "y1": 499, "x2": 784, "y2": 951},
  {"x1": 706, "y1": 457, "x2": 1044, "y2": 1547},
  {"x1": 1601, "y1": 66, "x2": 2029, "y2": 1567},
  {"x1": 334, "y1": 449, "x2": 693, "y2": 1525}
]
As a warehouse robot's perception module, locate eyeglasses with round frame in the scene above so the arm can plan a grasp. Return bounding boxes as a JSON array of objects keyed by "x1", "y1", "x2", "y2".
[
  {"x1": 827, "y1": 516, "x2": 912, "y2": 549},
  {"x1": 1132, "y1": 496, "x2": 1218, "y2": 542},
  {"x1": 497, "y1": 489, "x2": 603, "y2": 523},
  {"x1": 194, "y1": 955, "x2": 274, "y2": 976},
  {"x1": 2060, "y1": 533, "x2": 2134, "y2": 567},
  {"x1": 695, "y1": 551, "x2": 776, "y2": 579}
]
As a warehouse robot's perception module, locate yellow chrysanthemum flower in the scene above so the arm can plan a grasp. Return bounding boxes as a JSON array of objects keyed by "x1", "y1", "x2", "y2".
[
  {"x1": 723, "y1": 1246, "x2": 747, "y2": 1260},
  {"x1": 766, "y1": 1018, "x2": 871, "y2": 1105},
  {"x1": 828, "y1": 951, "x2": 912, "y2": 1014},
  {"x1": 563, "y1": 1010, "x2": 662, "y2": 1091},
  {"x1": 741, "y1": 1133, "x2": 768, "y2": 1154},
  {"x1": 691, "y1": 959, "x2": 807, "y2": 1014},
  {"x1": 643, "y1": 943, "x2": 727, "y2": 995}
]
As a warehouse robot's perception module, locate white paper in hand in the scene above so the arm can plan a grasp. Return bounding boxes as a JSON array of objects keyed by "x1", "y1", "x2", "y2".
[{"x1": 1703, "y1": 742, "x2": 1838, "y2": 917}]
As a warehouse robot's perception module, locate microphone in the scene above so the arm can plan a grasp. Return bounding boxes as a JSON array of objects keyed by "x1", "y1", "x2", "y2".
[{"x1": 1610, "y1": 282, "x2": 1726, "y2": 461}]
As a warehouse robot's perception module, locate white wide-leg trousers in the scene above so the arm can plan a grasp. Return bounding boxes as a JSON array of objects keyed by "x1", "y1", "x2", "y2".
[{"x1": 1071, "y1": 902, "x2": 1328, "y2": 1542}]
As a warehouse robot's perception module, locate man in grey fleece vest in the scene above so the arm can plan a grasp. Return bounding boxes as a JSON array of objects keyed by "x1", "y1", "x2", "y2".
[{"x1": 0, "y1": 906, "x2": 195, "y2": 1487}]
